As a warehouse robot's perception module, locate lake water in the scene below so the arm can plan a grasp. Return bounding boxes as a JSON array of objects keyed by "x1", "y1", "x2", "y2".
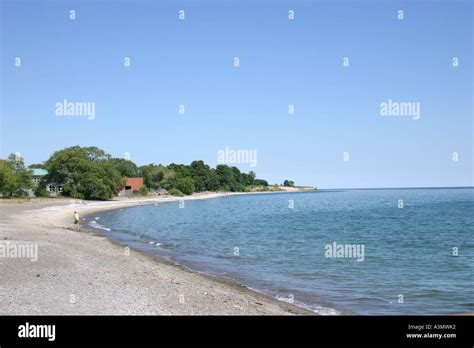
[{"x1": 89, "y1": 188, "x2": 474, "y2": 315}]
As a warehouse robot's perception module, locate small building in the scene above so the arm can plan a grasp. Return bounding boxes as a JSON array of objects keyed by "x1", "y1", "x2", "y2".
[
  {"x1": 29, "y1": 168, "x2": 63, "y2": 197},
  {"x1": 119, "y1": 177, "x2": 144, "y2": 196},
  {"x1": 46, "y1": 182, "x2": 63, "y2": 196},
  {"x1": 31, "y1": 168, "x2": 48, "y2": 186},
  {"x1": 125, "y1": 178, "x2": 144, "y2": 191}
]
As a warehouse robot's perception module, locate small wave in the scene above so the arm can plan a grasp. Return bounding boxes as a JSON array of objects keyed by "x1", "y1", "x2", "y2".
[
  {"x1": 274, "y1": 294, "x2": 340, "y2": 315},
  {"x1": 243, "y1": 286, "x2": 341, "y2": 315},
  {"x1": 147, "y1": 241, "x2": 163, "y2": 247},
  {"x1": 88, "y1": 220, "x2": 111, "y2": 232}
]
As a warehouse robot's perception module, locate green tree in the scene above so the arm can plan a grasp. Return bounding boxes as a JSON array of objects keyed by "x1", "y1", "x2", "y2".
[
  {"x1": 139, "y1": 164, "x2": 176, "y2": 190},
  {"x1": 254, "y1": 179, "x2": 268, "y2": 186},
  {"x1": 189, "y1": 160, "x2": 211, "y2": 192},
  {"x1": 28, "y1": 163, "x2": 46, "y2": 169},
  {"x1": 34, "y1": 186, "x2": 48, "y2": 197},
  {"x1": 283, "y1": 180, "x2": 295, "y2": 187},
  {"x1": 140, "y1": 161, "x2": 259, "y2": 193},
  {"x1": 138, "y1": 185, "x2": 149, "y2": 196},
  {"x1": 44, "y1": 146, "x2": 123, "y2": 200},
  {"x1": 215, "y1": 165, "x2": 235, "y2": 188},
  {"x1": 175, "y1": 177, "x2": 195, "y2": 195},
  {"x1": 214, "y1": 165, "x2": 247, "y2": 192},
  {"x1": 0, "y1": 154, "x2": 34, "y2": 197},
  {"x1": 205, "y1": 170, "x2": 221, "y2": 191},
  {"x1": 11, "y1": 154, "x2": 33, "y2": 195},
  {"x1": 1, "y1": 148, "x2": 274, "y2": 198},
  {"x1": 0, "y1": 160, "x2": 17, "y2": 196},
  {"x1": 248, "y1": 171, "x2": 256, "y2": 184},
  {"x1": 241, "y1": 171, "x2": 256, "y2": 186},
  {"x1": 111, "y1": 158, "x2": 139, "y2": 177},
  {"x1": 169, "y1": 188, "x2": 184, "y2": 197}
]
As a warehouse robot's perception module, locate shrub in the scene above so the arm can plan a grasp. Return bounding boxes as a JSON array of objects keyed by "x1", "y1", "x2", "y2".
[
  {"x1": 175, "y1": 177, "x2": 195, "y2": 195},
  {"x1": 253, "y1": 179, "x2": 268, "y2": 186},
  {"x1": 169, "y1": 188, "x2": 184, "y2": 197},
  {"x1": 283, "y1": 180, "x2": 295, "y2": 187},
  {"x1": 35, "y1": 186, "x2": 48, "y2": 197},
  {"x1": 138, "y1": 185, "x2": 149, "y2": 196}
]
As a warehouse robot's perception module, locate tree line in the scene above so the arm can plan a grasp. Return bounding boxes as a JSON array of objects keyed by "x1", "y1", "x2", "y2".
[{"x1": 0, "y1": 146, "x2": 290, "y2": 200}]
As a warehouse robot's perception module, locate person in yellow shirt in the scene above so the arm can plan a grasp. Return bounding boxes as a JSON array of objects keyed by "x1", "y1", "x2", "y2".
[{"x1": 74, "y1": 211, "x2": 80, "y2": 224}]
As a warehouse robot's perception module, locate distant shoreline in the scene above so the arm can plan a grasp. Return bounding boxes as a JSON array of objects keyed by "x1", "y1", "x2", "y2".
[{"x1": 320, "y1": 186, "x2": 474, "y2": 190}]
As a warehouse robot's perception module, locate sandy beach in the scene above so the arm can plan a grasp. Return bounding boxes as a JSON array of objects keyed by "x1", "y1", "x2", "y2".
[{"x1": 0, "y1": 193, "x2": 312, "y2": 315}]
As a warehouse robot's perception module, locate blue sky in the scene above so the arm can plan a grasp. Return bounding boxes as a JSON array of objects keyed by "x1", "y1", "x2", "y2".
[{"x1": 1, "y1": 0, "x2": 472, "y2": 188}]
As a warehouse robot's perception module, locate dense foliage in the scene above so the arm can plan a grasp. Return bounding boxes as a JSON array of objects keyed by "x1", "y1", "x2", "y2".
[
  {"x1": 0, "y1": 154, "x2": 34, "y2": 197},
  {"x1": 111, "y1": 158, "x2": 140, "y2": 177},
  {"x1": 139, "y1": 160, "x2": 263, "y2": 194},
  {"x1": 283, "y1": 180, "x2": 295, "y2": 187},
  {"x1": 0, "y1": 146, "x2": 293, "y2": 200},
  {"x1": 43, "y1": 146, "x2": 124, "y2": 200}
]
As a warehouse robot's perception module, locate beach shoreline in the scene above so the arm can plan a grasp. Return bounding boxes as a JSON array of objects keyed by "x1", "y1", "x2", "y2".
[{"x1": 0, "y1": 192, "x2": 315, "y2": 315}]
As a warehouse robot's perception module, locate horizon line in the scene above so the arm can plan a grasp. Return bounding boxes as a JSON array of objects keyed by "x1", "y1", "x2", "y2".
[{"x1": 317, "y1": 186, "x2": 474, "y2": 190}]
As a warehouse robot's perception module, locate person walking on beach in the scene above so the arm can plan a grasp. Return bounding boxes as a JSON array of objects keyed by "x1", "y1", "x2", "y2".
[{"x1": 74, "y1": 211, "x2": 80, "y2": 224}]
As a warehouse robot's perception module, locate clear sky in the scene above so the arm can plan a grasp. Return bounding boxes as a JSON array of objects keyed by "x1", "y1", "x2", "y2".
[{"x1": 1, "y1": 0, "x2": 472, "y2": 188}]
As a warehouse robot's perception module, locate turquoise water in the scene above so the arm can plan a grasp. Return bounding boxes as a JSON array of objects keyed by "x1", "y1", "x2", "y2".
[{"x1": 91, "y1": 188, "x2": 474, "y2": 315}]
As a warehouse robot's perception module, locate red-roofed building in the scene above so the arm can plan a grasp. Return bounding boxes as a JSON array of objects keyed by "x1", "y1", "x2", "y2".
[
  {"x1": 125, "y1": 178, "x2": 144, "y2": 191},
  {"x1": 119, "y1": 177, "x2": 144, "y2": 195}
]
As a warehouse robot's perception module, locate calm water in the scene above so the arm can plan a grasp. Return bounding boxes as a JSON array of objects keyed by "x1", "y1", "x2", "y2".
[{"x1": 90, "y1": 188, "x2": 474, "y2": 315}]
